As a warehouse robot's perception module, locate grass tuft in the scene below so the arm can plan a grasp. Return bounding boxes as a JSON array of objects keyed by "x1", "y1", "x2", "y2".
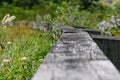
[{"x1": 0, "y1": 24, "x2": 55, "y2": 80}]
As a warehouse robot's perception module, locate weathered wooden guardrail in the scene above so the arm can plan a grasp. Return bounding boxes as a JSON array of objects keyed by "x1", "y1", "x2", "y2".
[
  {"x1": 92, "y1": 34, "x2": 120, "y2": 71},
  {"x1": 32, "y1": 26, "x2": 120, "y2": 80}
]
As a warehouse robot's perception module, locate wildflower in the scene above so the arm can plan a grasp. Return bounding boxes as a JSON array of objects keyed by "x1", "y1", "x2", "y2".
[
  {"x1": 97, "y1": 16, "x2": 120, "y2": 36},
  {"x1": 105, "y1": 31, "x2": 112, "y2": 36},
  {"x1": 2, "y1": 58, "x2": 10, "y2": 63},
  {"x1": 99, "y1": 27, "x2": 105, "y2": 32},
  {"x1": 100, "y1": 21, "x2": 108, "y2": 27},
  {"x1": 7, "y1": 41, "x2": 11, "y2": 45},
  {"x1": 21, "y1": 57, "x2": 27, "y2": 61},
  {"x1": 116, "y1": 19, "x2": 120, "y2": 26},
  {"x1": 97, "y1": 21, "x2": 108, "y2": 32},
  {"x1": 111, "y1": 16, "x2": 116, "y2": 23},
  {"x1": 107, "y1": 24, "x2": 115, "y2": 30}
]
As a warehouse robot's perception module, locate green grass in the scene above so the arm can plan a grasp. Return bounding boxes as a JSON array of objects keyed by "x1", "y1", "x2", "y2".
[
  {"x1": 112, "y1": 0, "x2": 120, "y2": 5},
  {"x1": 0, "y1": 24, "x2": 55, "y2": 80}
]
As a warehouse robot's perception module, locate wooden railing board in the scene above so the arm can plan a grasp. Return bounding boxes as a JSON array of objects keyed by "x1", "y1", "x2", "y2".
[{"x1": 32, "y1": 26, "x2": 120, "y2": 80}]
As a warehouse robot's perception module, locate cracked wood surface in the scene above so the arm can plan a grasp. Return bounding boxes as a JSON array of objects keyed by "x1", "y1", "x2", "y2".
[{"x1": 32, "y1": 26, "x2": 120, "y2": 80}]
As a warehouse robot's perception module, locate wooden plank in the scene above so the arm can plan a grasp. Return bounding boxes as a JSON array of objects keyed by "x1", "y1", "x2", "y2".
[
  {"x1": 32, "y1": 27, "x2": 120, "y2": 80},
  {"x1": 61, "y1": 32, "x2": 92, "y2": 43},
  {"x1": 83, "y1": 29, "x2": 101, "y2": 35},
  {"x1": 32, "y1": 63, "x2": 100, "y2": 80},
  {"x1": 92, "y1": 34, "x2": 120, "y2": 40},
  {"x1": 90, "y1": 60, "x2": 120, "y2": 80},
  {"x1": 93, "y1": 35, "x2": 120, "y2": 71}
]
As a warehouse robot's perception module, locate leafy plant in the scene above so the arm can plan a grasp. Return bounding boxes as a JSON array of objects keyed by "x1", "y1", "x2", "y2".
[
  {"x1": 97, "y1": 15, "x2": 120, "y2": 36},
  {"x1": 0, "y1": 13, "x2": 57, "y2": 80},
  {"x1": 0, "y1": 24, "x2": 55, "y2": 80}
]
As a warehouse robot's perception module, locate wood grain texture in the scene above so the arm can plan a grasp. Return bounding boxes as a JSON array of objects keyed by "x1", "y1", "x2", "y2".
[
  {"x1": 32, "y1": 26, "x2": 120, "y2": 80},
  {"x1": 92, "y1": 34, "x2": 120, "y2": 71}
]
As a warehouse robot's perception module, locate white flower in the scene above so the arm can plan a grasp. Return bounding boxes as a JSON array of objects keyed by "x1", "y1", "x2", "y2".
[
  {"x1": 97, "y1": 21, "x2": 108, "y2": 29},
  {"x1": 107, "y1": 24, "x2": 114, "y2": 30},
  {"x1": 7, "y1": 41, "x2": 11, "y2": 45},
  {"x1": 99, "y1": 27, "x2": 105, "y2": 32},
  {"x1": 97, "y1": 16, "x2": 120, "y2": 36},
  {"x1": 105, "y1": 31, "x2": 112, "y2": 36},
  {"x1": 97, "y1": 21, "x2": 109, "y2": 32},
  {"x1": 21, "y1": 57, "x2": 27, "y2": 61},
  {"x1": 116, "y1": 19, "x2": 120, "y2": 26},
  {"x1": 2, "y1": 59, "x2": 10, "y2": 63},
  {"x1": 101, "y1": 21, "x2": 108, "y2": 27},
  {"x1": 111, "y1": 16, "x2": 116, "y2": 23}
]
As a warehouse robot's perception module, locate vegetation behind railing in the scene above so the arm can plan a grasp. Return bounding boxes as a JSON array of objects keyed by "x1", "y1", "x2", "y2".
[{"x1": 0, "y1": 0, "x2": 120, "y2": 30}]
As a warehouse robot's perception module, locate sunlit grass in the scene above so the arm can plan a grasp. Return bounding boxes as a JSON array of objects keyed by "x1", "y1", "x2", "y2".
[
  {"x1": 0, "y1": 24, "x2": 55, "y2": 80},
  {"x1": 112, "y1": 0, "x2": 120, "y2": 5}
]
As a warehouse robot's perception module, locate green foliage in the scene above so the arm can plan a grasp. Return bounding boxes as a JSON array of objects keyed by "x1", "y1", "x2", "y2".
[
  {"x1": 97, "y1": 15, "x2": 120, "y2": 36},
  {"x1": 114, "y1": 2, "x2": 120, "y2": 15},
  {"x1": 0, "y1": 3, "x2": 36, "y2": 21},
  {"x1": 0, "y1": 25, "x2": 55, "y2": 80},
  {"x1": 13, "y1": 0, "x2": 39, "y2": 9},
  {"x1": 0, "y1": 0, "x2": 120, "y2": 79},
  {"x1": 0, "y1": 0, "x2": 119, "y2": 30}
]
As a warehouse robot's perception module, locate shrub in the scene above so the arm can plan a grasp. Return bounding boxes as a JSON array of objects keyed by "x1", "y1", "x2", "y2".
[{"x1": 97, "y1": 15, "x2": 120, "y2": 36}]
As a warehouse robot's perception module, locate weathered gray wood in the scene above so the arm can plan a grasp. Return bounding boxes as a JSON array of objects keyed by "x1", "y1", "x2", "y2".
[
  {"x1": 92, "y1": 34, "x2": 120, "y2": 71},
  {"x1": 90, "y1": 60, "x2": 120, "y2": 80},
  {"x1": 62, "y1": 27, "x2": 79, "y2": 33},
  {"x1": 61, "y1": 33, "x2": 92, "y2": 43},
  {"x1": 32, "y1": 26, "x2": 120, "y2": 80},
  {"x1": 83, "y1": 29, "x2": 101, "y2": 35},
  {"x1": 91, "y1": 34, "x2": 120, "y2": 40}
]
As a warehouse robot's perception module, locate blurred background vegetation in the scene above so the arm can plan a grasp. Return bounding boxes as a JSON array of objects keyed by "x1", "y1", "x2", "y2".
[
  {"x1": 0, "y1": 0, "x2": 120, "y2": 29},
  {"x1": 0, "y1": 0, "x2": 120, "y2": 79}
]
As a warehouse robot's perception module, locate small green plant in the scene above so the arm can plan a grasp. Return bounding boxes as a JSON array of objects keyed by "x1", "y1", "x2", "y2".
[
  {"x1": 41, "y1": 14, "x2": 62, "y2": 40},
  {"x1": 50, "y1": 18, "x2": 62, "y2": 40}
]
